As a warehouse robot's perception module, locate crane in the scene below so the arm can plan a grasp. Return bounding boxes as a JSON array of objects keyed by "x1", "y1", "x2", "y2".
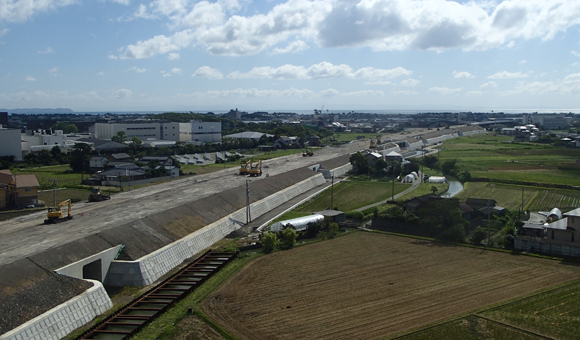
[{"x1": 44, "y1": 199, "x2": 73, "y2": 224}]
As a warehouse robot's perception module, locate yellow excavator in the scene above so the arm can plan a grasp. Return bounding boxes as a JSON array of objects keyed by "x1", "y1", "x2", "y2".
[
  {"x1": 249, "y1": 160, "x2": 262, "y2": 177},
  {"x1": 44, "y1": 199, "x2": 73, "y2": 224},
  {"x1": 302, "y1": 150, "x2": 314, "y2": 157},
  {"x1": 239, "y1": 160, "x2": 252, "y2": 175}
]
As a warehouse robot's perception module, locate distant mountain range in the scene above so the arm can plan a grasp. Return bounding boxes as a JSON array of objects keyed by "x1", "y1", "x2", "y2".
[{"x1": 0, "y1": 108, "x2": 74, "y2": 114}]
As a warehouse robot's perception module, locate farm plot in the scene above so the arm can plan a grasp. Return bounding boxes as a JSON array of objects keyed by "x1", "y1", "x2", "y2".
[
  {"x1": 479, "y1": 281, "x2": 580, "y2": 340},
  {"x1": 455, "y1": 182, "x2": 580, "y2": 212},
  {"x1": 202, "y1": 232, "x2": 580, "y2": 340}
]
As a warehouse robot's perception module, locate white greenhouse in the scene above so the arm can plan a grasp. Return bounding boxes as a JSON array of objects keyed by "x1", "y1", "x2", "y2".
[
  {"x1": 428, "y1": 176, "x2": 446, "y2": 183},
  {"x1": 270, "y1": 214, "x2": 325, "y2": 232}
]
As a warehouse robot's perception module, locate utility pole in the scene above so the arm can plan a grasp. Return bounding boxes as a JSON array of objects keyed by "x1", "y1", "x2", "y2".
[
  {"x1": 421, "y1": 146, "x2": 424, "y2": 183},
  {"x1": 521, "y1": 187, "x2": 524, "y2": 221},
  {"x1": 391, "y1": 162, "x2": 397, "y2": 201},
  {"x1": 246, "y1": 179, "x2": 251, "y2": 224},
  {"x1": 487, "y1": 201, "x2": 491, "y2": 246},
  {"x1": 330, "y1": 175, "x2": 334, "y2": 210},
  {"x1": 52, "y1": 178, "x2": 57, "y2": 207}
]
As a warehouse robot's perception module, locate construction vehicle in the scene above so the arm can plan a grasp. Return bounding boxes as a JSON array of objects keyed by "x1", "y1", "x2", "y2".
[
  {"x1": 88, "y1": 187, "x2": 111, "y2": 202},
  {"x1": 249, "y1": 160, "x2": 262, "y2": 177},
  {"x1": 370, "y1": 140, "x2": 377, "y2": 148},
  {"x1": 239, "y1": 160, "x2": 251, "y2": 175},
  {"x1": 44, "y1": 199, "x2": 73, "y2": 224},
  {"x1": 302, "y1": 150, "x2": 314, "y2": 157}
]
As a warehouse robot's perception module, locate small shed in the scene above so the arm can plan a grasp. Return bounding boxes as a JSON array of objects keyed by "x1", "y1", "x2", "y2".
[
  {"x1": 270, "y1": 214, "x2": 325, "y2": 232},
  {"x1": 314, "y1": 210, "x2": 346, "y2": 223},
  {"x1": 385, "y1": 151, "x2": 403, "y2": 163}
]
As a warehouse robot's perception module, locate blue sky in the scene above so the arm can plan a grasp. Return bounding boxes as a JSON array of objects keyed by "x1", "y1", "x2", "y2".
[{"x1": 1, "y1": 0, "x2": 580, "y2": 112}]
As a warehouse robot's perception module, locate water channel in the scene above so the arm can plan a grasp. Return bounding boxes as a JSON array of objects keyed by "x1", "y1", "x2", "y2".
[{"x1": 441, "y1": 179, "x2": 464, "y2": 198}]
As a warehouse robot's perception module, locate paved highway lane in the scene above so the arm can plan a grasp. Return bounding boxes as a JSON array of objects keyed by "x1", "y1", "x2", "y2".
[{"x1": 0, "y1": 141, "x2": 366, "y2": 266}]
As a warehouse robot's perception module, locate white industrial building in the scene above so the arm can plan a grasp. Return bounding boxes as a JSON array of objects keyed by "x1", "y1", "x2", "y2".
[
  {"x1": 521, "y1": 113, "x2": 571, "y2": 130},
  {"x1": 0, "y1": 128, "x2": 23, "y2": 161},
  {"x1": 90, "y1": 120, "x2": 222, "y2": 144}
]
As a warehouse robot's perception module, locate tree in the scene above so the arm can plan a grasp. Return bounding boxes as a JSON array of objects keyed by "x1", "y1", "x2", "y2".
[
  {"x1": 431, "y1": 185, "x2": 438, "y2": 194},
  {"x1": 112, "y1": 131, "x2": 127, "y2": 143},
  {"x1": 262, "y1": 232, "x2": 278, "y2": 253},
  {"x1": 53, "y1": 122, "x2": 78, "y2": 134},
  {"x1": 129, "y1": 136, "x2": 142, "y2": 148},
  {"x1": 470, "y1": 228, "x2": 487, "y2": 246},
  {"x1": 375, "y1": 159, "x2": 388, "y2": 173},
  {"x1": 349, "y1": 152, "x2": 369, "y2": 175},
  {"x1": 280, "y1": 227, "x2": 297, "y2": 250},
  {"x1": 69, "y1": 143, "x2": 92, "y2": 172},
  {"x1": 422, "y1": 155, "x2": 438, "y2": 169},
  {"x1": 441, "y1": 159, "x2": 457, "y2": 175}
]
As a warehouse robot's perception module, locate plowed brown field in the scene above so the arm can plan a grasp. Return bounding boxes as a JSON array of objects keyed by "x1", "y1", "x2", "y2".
[{"x1": 202, "y1": 232, "x2": 580, "y2": 340}]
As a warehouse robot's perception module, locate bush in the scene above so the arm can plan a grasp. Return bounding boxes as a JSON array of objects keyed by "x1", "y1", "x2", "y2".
[
  {"x1": 327, "y1": 222, "x2": 339, "y2": 239},
  {"x1": 345, "y1": 211, "x2": 364, "y2": 220},
  {"x1": 439, "y1": 224, "x2": 466, "y2": 243},
  {"x1": 262, "y1": 232, "x2": 278, "y2": 253},
  {"x1": 280, "y1": 227, "x2": 297, "y2": 250}
]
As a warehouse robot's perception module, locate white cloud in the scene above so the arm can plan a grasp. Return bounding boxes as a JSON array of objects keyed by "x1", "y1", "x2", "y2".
[
  {"x1": 428, "y1": 87, "x2": 462, "y2": 95},
  {"x1": 467, "y1": 91, "x2": 483, "y2": 95},
  {"x1": 400, "y1": 78, "x2": 420, "y2": 87},
  {"x1": 453, "y1": 71, "x2": 474, "y2": 79},
  {"x1": 365, "y1": 80, "x2": 393, "y2": 86},
  {"x1": 49, "y1": 67, "x2": 58, "y2": 76},
  {"x1": 192, "y1": 66, "x2": 224, "y2": 79},
  {"x1": 97, "y1": 72, "x2": 104, "y2": 76},
  {"x1": 26, "y1": 76, "x2": 36, "y2": 81},
  {"x1": 391, "y1": 90, "x2": 419, "y2": 95},
  {"x1": 572, "y1": 51, "x2": 580, "y2": 57},
  {"x1": 171, "y1": 68, "x2": 182, "y2": 74},
  {"x1": 126, "y1": 66, "x2": 146, "y2": 73},
  {"x1": 38, "y1": 46, "x2": 54, "y2": 54},
  {"x1": 480, "y1": 81, "x2": 498, "y2": 88},
  {"x1": 227, "y1": 62, "x2": 411, "y2": 80},
  {"x1": 112, "y1": 0, "x2": 580, "y2": 58},
  {"x1": 0, "y1": 0, "x2": 77, "y2": 23},
  {"x1": 500, "y1": 72, "x2": 580, "y2": 96},
  {"x1": 111, "y1": 0, "x2": 130, "y2": 5},
  {"x1": 0, "y1": 28, "x2": 9, "y2": 36},
  {"x1": 519, "y1": 59, "x2": 527, "y2": 64},
  {"x1": 488, "y1": 71, "x2": 529, "y2": 79},
  {"x1": 112, "y1": 88, "x2": 133, "y2": 99},
  {"x1": 161, "y1": 71, "x2": 171, "y2": 77},
  {"x1": 167, "y1": 53, "x2": 180, "y2": 60},
  {"x1": 269, "y1": 40, "x2": 310, "y2": 55}
]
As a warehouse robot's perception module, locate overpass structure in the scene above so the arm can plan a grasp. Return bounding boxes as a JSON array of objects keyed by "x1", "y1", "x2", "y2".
[{"x1": 0, "y1": 142, "x2": 362, "y2": 340}]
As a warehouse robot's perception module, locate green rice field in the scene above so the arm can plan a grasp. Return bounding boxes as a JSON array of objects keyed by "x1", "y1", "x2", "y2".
[{"x1": 455, "y1": 182, "x2": 580, "y2": 212}]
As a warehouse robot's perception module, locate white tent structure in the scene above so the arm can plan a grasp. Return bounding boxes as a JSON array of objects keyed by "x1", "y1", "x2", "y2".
[
  {"x1": 428, "y1": 176, "x2": 446, "y2": 183},
  {"x1": 270, "y1": 214, "x2": 325, "y2": 232}
]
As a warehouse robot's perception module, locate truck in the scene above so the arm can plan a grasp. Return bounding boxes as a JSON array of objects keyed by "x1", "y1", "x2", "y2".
[
  {"x1": 44, "y1": 199, "x2": 73, "y2": 224},
  {"x1": 88, "y1": 187, "x2": 111, "y2": 202},
  {"x1": 249, "y1": 160, "x2": 262, "y2": 177},
  {"x1": 239, "y1": 160, "x2": 252, "y2": 175}
]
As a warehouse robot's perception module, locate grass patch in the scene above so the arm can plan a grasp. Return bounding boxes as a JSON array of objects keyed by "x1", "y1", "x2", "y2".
[
  {"x1": 295, "y1": 180, "x2": 410, "y2": 212},
  {"x1": 395, "y1": 315, "x2": 544, "y2": 340},
  {"x1": 439, "y1": 135, "x2": 580, "y2": 186},
  {"x1": 479, "y1": 280, "x2": 580, "y2": 340},
  {"x1": 395, "y1": 181, "x2": 448, "y2": 201},
  {"x1": 130, "y1": 253, "x2": 260, "y2": 340},
  {"x1": 38, "y1": 188, "x2": 92, "y2": 205},
  {"x1": 14, "y1": 165, "x2": 82, "y2": 189}
]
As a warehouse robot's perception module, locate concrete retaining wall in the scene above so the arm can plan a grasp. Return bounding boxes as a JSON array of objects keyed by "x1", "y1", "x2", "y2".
[
  {"x1": 320, "y1": 163, "x2": 352, "y2": 179},
  {"x1": 515, "y1": 238, "x2": 580, "y2": 257},
  {"x1": 56, "y1": 245, "x2": 123, "y2": 283},
  {"x1": 106, "y1": 173, "x2": 327, "y2": 287},
  {"x1": 0, "y1": 280, "x2": 112, "y2": 340}
]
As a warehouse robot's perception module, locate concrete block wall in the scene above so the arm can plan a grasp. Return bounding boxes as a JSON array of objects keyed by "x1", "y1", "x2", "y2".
[
  {"x1": 108, "y1": 173, "x2": 327, "y2": 287},
  {"x1": 515, "y1": 239, "x2": 580, "y2": 257},
  {"x1": 0, "y1": 280, "x2": 112, "y2": 340},
  {"x1": 320, "y1": 163, "x2": 352, "y2": 179}
]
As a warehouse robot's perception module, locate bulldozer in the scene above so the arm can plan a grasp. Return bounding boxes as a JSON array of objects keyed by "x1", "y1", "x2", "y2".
[
  {"x1": 44, "y1": 199, "x2": 73, "y2": 224},
  {"x1": 88, "y1": 187, "x2": 111, "y2": 202},
  {"x1": 249, "y1": 160, "x2": 262, "y2": 177},
  {"x1": 239, "y1": 160, "x2": 251, "y2": 175},
  {"x1": 302, "y1": 150, "x2": 314, "y2": 157}
]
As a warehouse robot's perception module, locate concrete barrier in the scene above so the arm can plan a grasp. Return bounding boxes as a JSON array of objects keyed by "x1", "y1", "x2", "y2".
[
  {"x1": 319, "y1": 163, "x2": 352, "y2": 179},
  {"x1": 0, "y1": 280, "x2": 111, "y2": 340},
  {"x1": 106, "y1": 173, "x2": 327, "y2": 287}
]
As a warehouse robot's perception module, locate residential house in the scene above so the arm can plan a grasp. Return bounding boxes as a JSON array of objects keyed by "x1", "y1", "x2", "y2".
[
  {"x1": 385, "y1": 151, "x2": 403, "y2": 164},
  {"x1": 465, "y1": 198, "x2": 497, "y2": 211},
  {"x1": 89, "y1": 156, "x2": 108, "y2": 172},
  {"x1": 365, "y1": 152, "x2": 383, "y2": 167},
  {"x1": 515, "y1": 208, "x2": 580, "y2": 257},
  {"x1": 0, "y1": 170, "x2": 40, "y2": 208},
  {"x1": 75, "y1": 138, "x2": 129, "y2": 152},
  {"x1": 308, "y1": 135, "x2": 321, "y2": 146},
  {"x1": 109, "y1": 153, "x2": 132, "y2": 162},
  {"x1": 273, "y1": 136, "x2": 300, "y2": 149},
  {"x1": 139, "y1": 156, "x2": 175, "y2": 167}
]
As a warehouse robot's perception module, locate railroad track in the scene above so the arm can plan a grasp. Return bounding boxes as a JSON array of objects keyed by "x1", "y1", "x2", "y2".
[{"x1": 76, "y1": 250, "x2": 237, "y2": 340}]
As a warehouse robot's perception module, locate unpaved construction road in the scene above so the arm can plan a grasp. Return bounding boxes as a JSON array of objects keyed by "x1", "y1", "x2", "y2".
[
  {"x1": 0, "y1": 141, "x2": 366, "y2": 266},
  {"x1": 203, "y1": 232, "x2": 580, "y2": 340}
]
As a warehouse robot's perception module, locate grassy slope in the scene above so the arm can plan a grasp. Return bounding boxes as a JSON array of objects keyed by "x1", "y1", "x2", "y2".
[{"x1": 294, "y1": 180, "x2": 410, "y2": 212}]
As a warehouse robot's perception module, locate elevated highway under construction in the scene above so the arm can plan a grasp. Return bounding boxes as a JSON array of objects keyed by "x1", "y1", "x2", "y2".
[{"x1": 0, "y1": 141, "x2": 363, "y2": 340}]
